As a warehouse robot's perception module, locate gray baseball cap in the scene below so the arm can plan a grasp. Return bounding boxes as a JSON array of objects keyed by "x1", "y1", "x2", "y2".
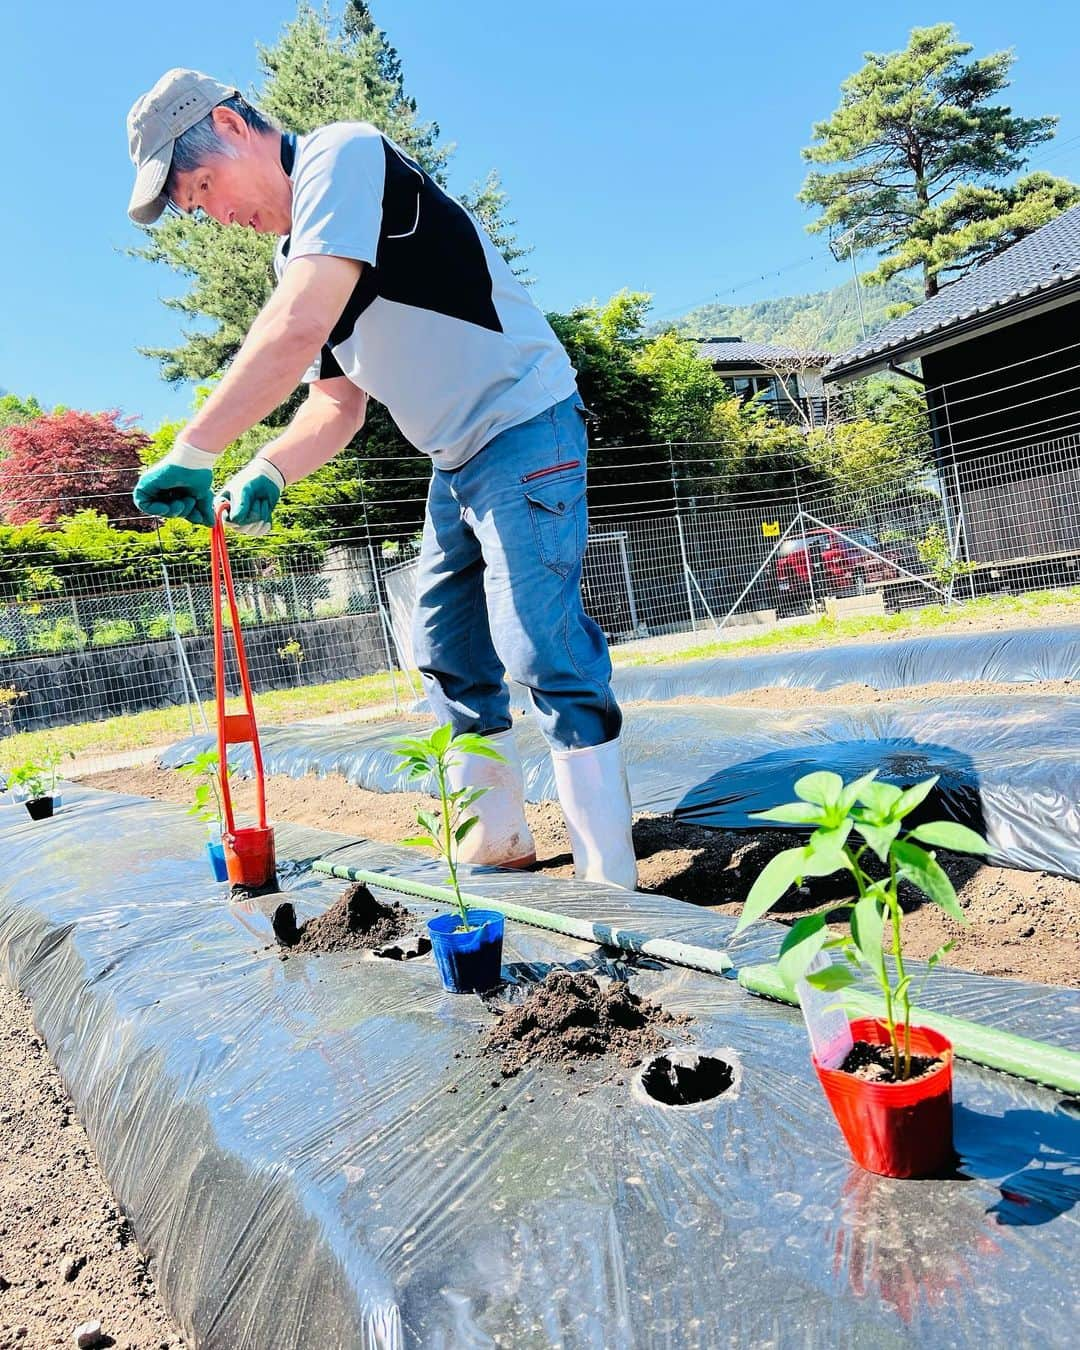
[{"x1": 126, "y1": 68, "x2": 238, "y2": 224}]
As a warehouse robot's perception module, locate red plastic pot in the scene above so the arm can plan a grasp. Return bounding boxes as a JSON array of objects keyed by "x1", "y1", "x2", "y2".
[
  {"x1": 813, "y1": 1018, "x2": 954, "y2": 1179},
  {"x1": 223, "y1": 827, "x2": 277, "y2": 889}
]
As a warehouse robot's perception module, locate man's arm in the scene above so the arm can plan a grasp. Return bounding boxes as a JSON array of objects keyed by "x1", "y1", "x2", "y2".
[{"x1": 184, "y1": 254, "x2": 363, "y2": 453}]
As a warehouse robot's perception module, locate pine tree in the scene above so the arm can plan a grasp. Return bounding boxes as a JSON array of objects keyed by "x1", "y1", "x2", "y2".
[{"x1": 800, "y1": 24, "x2": 1078, "y2": 297}]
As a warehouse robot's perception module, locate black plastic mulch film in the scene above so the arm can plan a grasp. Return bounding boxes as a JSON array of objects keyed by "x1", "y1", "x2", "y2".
[
  {"x1": 163, "y1": 626, "x2": 1080, "y2": 878},
  {"x1": 1, "y1": 790, "x2": 1078, "y2": 1348}
]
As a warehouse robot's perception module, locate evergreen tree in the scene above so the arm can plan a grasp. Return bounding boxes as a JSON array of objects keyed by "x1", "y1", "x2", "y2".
[{"x1": 800, "y1": 24, "x2": 1078, "y2": 298}]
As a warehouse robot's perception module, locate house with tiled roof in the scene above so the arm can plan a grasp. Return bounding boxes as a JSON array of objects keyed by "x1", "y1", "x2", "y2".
[
  {"x1": 824, "y1": 205, "x2": 1080, "y2": 581},
  {"x1": 694, "y1": 338, "x2": 835, "y2": 426}
]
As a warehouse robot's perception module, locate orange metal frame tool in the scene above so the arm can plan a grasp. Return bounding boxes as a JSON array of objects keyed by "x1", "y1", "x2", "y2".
[{"x1": 210, "y1": 502, "x2": 276, "y2": 886}]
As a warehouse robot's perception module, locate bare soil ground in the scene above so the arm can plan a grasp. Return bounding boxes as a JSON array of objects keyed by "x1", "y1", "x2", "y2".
[
  {"x1": 676, "y1": 677, "x2": 1074, "y2": 708},
  {"x1": 0, "y1": 987, "x2": 182, "y2": 1350},
  {"x1": 85, "y1": 755, "x2": 1080, "y2": 988}
]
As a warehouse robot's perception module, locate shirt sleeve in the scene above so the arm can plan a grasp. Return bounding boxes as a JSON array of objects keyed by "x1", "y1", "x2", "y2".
[
  {"x1": 286, "y1": 123, "x2": 387, "y2": 267},
  {"x1": 301, "y1": 344, "x2": 346, "y2": 384}
]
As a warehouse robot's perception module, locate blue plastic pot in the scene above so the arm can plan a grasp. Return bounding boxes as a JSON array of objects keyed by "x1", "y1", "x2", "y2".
[
  {"x1": 427, "y1": 909, "x2": 505, "y2": 994},
  {"x1": 206, "y1": 840, "x2": 230, "y2": 882}
]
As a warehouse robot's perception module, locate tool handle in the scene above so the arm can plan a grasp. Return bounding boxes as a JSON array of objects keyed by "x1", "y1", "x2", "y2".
[{"x1": 211, "y1": 501, "x2": 268, "y2": 833}]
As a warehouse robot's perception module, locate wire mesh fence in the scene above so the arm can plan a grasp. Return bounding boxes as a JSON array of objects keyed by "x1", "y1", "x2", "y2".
[{"x1": 2, "y1": 397, "x2": 1079, "y2": 744}]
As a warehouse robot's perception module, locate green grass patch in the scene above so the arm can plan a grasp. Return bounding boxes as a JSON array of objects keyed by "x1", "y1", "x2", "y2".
[
  {"x1": 611, "y1": 588, "x2": 1080, "y2": 666},
  {"x1": 1, "y1": 670, "x2": 410, "y2": 768}
]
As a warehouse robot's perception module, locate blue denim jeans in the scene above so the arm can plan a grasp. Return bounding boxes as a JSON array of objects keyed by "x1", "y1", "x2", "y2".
[{"x1": 412, "y1": 393, "x2": 622, "y2": 751}]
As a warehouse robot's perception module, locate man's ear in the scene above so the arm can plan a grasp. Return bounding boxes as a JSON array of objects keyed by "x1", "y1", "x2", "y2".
[{"x1": 211, "y1": 104, "x2": 248, "y2": 143}]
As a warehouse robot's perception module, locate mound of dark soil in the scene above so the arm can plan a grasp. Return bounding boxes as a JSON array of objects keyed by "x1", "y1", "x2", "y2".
[
  {"x1": 292, "y1": 883, "x2": 413, "y2": 954},
  {"x1": 840, "y1": 1041, "x2": 941, "y2": 1084},
  {"x1": 482, "y1": 969, "x2": 686, "y2": 1077}
]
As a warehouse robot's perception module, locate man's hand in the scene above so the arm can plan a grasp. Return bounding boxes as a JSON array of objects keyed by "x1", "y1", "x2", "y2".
[
  {"x1": 132, "y1": 440, "x2": 217, "y2": 526},
  {"x1": 217, "y1": 455, "x2": 286, "y2": 537}
]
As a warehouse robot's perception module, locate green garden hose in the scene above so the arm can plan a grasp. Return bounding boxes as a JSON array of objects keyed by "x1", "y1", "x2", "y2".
[{"x1": 738, "y1": 962, "x2": 1080, "y2": 1095}]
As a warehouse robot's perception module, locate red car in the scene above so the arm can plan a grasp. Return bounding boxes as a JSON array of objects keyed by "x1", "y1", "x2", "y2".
[{"x1": 776, "y1": 528, "x2": 915, "y2": 600}]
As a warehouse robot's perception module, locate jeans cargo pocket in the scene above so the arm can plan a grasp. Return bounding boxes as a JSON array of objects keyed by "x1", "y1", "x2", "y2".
[{"x1": 523, "y1": 473, "x2": 587, "y2": 577}]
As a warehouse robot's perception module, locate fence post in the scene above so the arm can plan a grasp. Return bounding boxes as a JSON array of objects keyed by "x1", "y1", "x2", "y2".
[
  {"x1": 159, "y1": 554, "x2": 207, "y2": 735},
  {"x1": 792, "y1": 469, "x2": 816, "y2": 613},
  {"x1": 669, "y1": 441, "x2": 697, "y2": 629}
]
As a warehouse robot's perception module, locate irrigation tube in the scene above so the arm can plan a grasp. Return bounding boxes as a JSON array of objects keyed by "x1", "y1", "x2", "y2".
[
  {"x1": 314, "y1": 861, "x2": 1080, "y2": 1093},
  {"x1": 738, "y1": 963, "x2": 1080, "y2": 1095},
  {"x1": 312, "y1": 861, "x2": 734, "y2": 974}
]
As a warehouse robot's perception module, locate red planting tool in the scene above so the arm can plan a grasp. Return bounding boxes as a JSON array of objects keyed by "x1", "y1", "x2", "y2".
[{"x1": 210, "y1": 501, "x2": 277, "y2": 887}]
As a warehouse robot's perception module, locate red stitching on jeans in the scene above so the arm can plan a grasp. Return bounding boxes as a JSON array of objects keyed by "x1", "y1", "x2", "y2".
[{"x1": 521, "y1": 459, "x2": 581, "y2": 483}]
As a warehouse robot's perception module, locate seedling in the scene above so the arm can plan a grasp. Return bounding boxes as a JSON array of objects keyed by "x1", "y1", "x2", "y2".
[
  {"x1": 278, "y1": 638, "x2": 305, "y2": 686},
  {"x1": 391, "y1": 724, "x2": 506, "y2": 932},
  {"x1": 735, "y1": 771, "x2": 989, "y2": 1079},
  {"x1": 175, "y1": 750, "x2": 231, "y2": 832},
  {"x1": 6, "y1": 758, "x2": 50, "y2": 802}
]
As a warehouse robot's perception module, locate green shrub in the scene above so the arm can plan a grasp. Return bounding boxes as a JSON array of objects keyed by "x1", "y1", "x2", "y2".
[
  {"x1": 29, "y1": 617, "x2": 88, "y2": 653},
  {"x1": 146, "y1": 611, "x2": 195, "y2": 639},
  {"x1": 91, "y1": 618, "x2": 138, "y2": 647}
]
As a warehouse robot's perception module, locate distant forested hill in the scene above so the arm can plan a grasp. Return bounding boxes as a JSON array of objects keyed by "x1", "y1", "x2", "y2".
[{"x1": 656, "y1": 276, "x2": 922, "y2": 352}]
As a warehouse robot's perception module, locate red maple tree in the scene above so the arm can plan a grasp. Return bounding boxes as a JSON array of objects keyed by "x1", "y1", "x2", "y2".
[{"x1": 0, "y1": 409, "x2": 151, "y2": 528}]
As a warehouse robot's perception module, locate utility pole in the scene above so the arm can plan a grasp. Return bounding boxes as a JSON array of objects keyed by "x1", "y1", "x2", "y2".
[{"x1": 833, "y1": 227, "x2": 868, "y2": 341}]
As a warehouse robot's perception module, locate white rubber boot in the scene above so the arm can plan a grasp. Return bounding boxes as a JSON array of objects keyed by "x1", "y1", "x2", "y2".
[
  {"x1": 551, "y1": 736, "x2": 638, "y2": 890},
  {"x1": 447, "y1": 728, "x2": 536, "y2": 868}
]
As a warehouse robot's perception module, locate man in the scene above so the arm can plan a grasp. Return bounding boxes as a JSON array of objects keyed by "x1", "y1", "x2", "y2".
[{"x1": 128, "y1": 68, "x2": 636, "y2": 888}]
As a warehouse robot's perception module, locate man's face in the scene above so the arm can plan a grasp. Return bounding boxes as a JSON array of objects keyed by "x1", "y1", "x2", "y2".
[{"x1": 168, "y1": 109, "x2": 291, "y2": 233}]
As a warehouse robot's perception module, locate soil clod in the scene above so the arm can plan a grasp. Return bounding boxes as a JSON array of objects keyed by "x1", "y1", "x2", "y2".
[
  {"x1": 290, "y1": 883, "x2": 415, "y2": 954},
  {"x1": 840, "y1": 1040, "x2": 942, "y2": 1084},
  {"x1": 481, "y1": 969, "x2": 686, "y2": 1076}
]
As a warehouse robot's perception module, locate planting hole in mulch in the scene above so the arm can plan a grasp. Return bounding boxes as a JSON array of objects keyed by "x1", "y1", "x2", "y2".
[
  {"x1": 840, "y1": 1040, "x2": 942, "y2": 1084},
  {"x1": 481, "y1": 969, "x2": 688, "y2": 1077},
  {"x1": 285, "y1": 883, "x2": 421, "y2": 955},
  {"x1": 638, "y1": 1050, "x2": 736, "y2": 1107}
]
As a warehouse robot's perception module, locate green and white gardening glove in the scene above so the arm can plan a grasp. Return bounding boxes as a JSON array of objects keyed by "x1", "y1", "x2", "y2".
[
  {"x1": 217, "y1": 454, "x2": 286, "y2": 537},
  {"x1": 132, "y1": 439, "x2": 217, "y2": 526}
]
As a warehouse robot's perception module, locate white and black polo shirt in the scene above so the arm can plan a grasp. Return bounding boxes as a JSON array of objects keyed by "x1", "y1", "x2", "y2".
[{"x1": 273, "y1": 123, "x2": 577, "y2": 470}]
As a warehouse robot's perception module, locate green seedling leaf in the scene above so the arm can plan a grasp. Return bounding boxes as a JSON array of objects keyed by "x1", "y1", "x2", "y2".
[
  {"x1": 838, "y1": 770, "x2": 879, "y2": 814},
  {"x1": 455, "y1": 816, "x2": 479, "y2": 844},
  {"x1": 777, "y1": 913, "x2": 829, "y2": 988},
  {"x1": 806, "y1": 964, "x2": 857, "y2": 992},
  {"x1": 907, "y1": 821, "x2": 991, "y2": 855},
  {"x1": 392, "y1": 737, "x2": 436, "y2": 760},
  {"x1": 430, "y1": 722, "x2": 453, "y2": 755},
  {"x1": 402, "y1": 834, "x2": 437, "y2": 849},
  {"x1": 892, "y1": 839, "x2": 967, "y2": 923},
  {"x1": 752, "y1": 801, "x2": 826, "y2": 825},
  {"x1": 926, "y1": 938, "x2": 956, "y2": 969},
  {"x1": 853, "y1": 817, "x2": 902, "y2": 863},
  {"x1": 451, "y1": 734, "x2": 507, "y2": 761},
  {"x1": 736, "y1": 846, "x2": 813, "y2": 931},
  {"x1": 794, "y1": 771, "x2": 843, "y2": 808},
  {"x1": 417, "y1": 810, "x2": 440, "y2": 836},
  {"x1": 850, "y1": 895, "x2": 886, "y2": 985},
  {"x1": 893, "y1": 775, "x2": 939, "y2": 819},
  {"x1": 855, "y1": 779, "x2": 904, "y2": 819}
]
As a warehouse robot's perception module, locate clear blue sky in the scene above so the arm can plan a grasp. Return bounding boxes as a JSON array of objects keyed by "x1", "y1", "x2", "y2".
[{"x1": 2, "y1": 1, "x2": 1078, "y2": 429}]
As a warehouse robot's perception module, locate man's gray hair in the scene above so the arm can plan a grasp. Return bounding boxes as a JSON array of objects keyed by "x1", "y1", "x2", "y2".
[{"x1": 164, "y1": 95, "x2": 276, "y2": 199}]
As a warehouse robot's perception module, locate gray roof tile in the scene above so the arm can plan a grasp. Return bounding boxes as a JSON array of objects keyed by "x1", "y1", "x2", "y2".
[
  {"x1": 825, "y1": 203, "x2": 1080, "y2": 379},
  {"x1": 695, "y1": 340, "x2": 831, "y2": 369}
]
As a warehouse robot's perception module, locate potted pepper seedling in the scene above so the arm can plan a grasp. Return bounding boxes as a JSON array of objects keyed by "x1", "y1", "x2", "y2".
[
  {"x1": 392, "y1": 723, "x2": 508, "y2": 994},
  {"x1": 7, "y1": 759, "x2": 55, "y2": 820},
  {"x1": 736, "y1": 770, "x2": 989, "y2": 1179},
  {"x1": 44, "y1": 745, "x2": 73, "y2": 811},
  {"x1": 176, "y1": 750, "x2": 232, "y2": 882}
]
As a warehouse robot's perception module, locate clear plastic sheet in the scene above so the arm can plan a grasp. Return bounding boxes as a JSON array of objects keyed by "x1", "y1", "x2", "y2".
[
  {"x1": 602, "y1": 623, "x2": 1080, "y2": 706},
  {"x1": 162, "y1": 692, "x2": 1080, "y2": 878},
  {"x1": 1, "y1": 790, "x2": 1079, "y2": 1348}
]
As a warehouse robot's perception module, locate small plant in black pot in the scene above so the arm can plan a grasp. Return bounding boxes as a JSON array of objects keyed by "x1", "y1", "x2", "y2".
[
  {"x1": 392, "y1": 724, "x2": 507, "y2": 994},
  {"x1": 7, "y1": 760, "x2": 54, "y2": 820}
]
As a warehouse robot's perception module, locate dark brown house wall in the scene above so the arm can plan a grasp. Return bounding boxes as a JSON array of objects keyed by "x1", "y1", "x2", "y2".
[{"x1": 922, "y1": 299, "x2": 1080, "y2": 565}]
